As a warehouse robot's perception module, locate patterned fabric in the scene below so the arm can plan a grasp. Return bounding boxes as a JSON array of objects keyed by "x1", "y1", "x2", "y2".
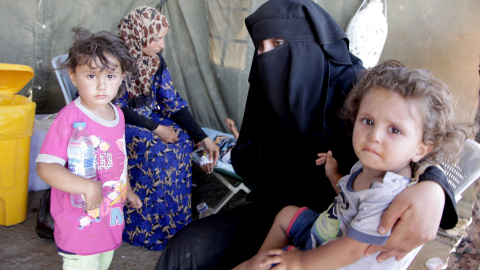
[
  {"x1": 116, "y1": 6, "x2": 193, "y2": 251},
  {"x1": 118, "y1": 6, "x2": 168, "y2": 101},
  {"x1": 115, "y1": 61, "x2": 193, "y2": 251},
  {"x1": 444, "y1": 179, "x2": 480, "y2": 270}
]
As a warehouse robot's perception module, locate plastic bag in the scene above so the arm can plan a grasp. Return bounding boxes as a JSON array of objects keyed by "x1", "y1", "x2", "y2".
[
  {"x1": 426, "y1": 257, "x2": 445, "y2": 270},
  {"x1": 199, "y1": 153, "x2": 213, "y2": 166},
  {"x1": 0, "y1": 94, "x2": 35, "y2": 140},
  {"x1": 35, "y1": 188, "x2": 54, "y2": 240}
]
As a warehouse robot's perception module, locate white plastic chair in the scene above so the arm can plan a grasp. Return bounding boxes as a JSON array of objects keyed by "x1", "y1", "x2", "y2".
[
  {"x1": 51, "y1": 54, "x2": 77, "y2": 105},
  {"x1": 442, "y1": 139, "x2": 480, "y2": 203},
  {"x1": 400, "y1": 139, "x2": 480, "y2": 269}
]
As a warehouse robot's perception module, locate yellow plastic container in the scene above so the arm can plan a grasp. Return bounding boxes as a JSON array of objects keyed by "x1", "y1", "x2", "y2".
[{"x1": 0, "y1": 63, "x2": 36, "y2": 226}]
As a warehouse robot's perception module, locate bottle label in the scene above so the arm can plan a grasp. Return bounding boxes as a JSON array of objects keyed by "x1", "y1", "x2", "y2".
[{"x1": 68, "y1": 157, "x2": 96, "y2": 176}]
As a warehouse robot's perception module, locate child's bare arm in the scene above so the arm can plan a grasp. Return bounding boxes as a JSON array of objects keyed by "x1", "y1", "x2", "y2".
[
  {"x1": 36, "y1": 162, "x2": 103, "y2": 210},
  {"x1": 260, "y1": 236, "x2": 368, "y2": 270},
  {"x1": 316, "y1": 151, "x2": 342, "y2": 194},
  {"x1": 225, "y1": 118, "x2": 240, "y2": 139}
]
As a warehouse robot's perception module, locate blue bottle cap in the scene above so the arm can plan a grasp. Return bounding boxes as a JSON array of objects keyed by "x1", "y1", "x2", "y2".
[
  {"x1": 196, "y1": 202, "x2": 208, "y2": 212},
  {"x1": 73, "y1": 122, "x2": 86, "y2": 128}
]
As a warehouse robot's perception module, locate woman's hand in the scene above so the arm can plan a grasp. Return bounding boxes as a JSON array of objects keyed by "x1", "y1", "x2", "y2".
[
  {"x1": 153, "y1": 125, "x2": 178, "y2": 143},
  {"x1": 364, "y1": 181, "x2": 445, "y2": 262},
  {"x1": 199, "y1": 138, "x2": 219, "y2": 174}
]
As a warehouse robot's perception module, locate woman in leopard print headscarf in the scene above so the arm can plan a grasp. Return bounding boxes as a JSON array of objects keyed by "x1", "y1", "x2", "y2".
[{"x1": 115, "y1": 6, "x2": 219, "y2": 251}]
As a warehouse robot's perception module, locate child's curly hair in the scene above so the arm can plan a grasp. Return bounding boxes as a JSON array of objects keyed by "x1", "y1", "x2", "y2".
[
  {"x1": 342, "y1": 60, "x2": 475, "y2": 178},
  {"x1": 60, "y1": 27, "x2": 137, "y2": 76}
]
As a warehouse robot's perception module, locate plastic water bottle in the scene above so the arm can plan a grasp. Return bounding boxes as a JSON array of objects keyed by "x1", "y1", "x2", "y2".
[
  {"x1": 67, "y1": 122, "x2": 97, "y2": 208},
  {"x1": 196, "y1": 202, "x2": 215, "y2": 219}
]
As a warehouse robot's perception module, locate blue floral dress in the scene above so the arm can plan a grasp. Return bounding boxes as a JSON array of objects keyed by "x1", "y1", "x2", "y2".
[{"x1": 115, "y1": 56, "x2": 193, "y2": 251}]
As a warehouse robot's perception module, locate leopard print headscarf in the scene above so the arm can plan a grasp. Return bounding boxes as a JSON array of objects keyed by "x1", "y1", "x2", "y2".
[{"x1": 117, "y1": 6, "x2": 169, "y2": 99}]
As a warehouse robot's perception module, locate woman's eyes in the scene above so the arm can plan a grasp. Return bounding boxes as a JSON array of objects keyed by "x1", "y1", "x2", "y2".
[
  {"x1": 257, "y1": 39, "x2": 286, "y2": 51},
  {"x1": 274, "y1": 40, "x2": 285, "y2": 47}
]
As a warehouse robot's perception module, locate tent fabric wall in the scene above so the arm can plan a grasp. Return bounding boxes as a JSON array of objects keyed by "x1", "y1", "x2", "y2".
[
  {"x1": 0, "y1": 0, "x2": 160, "y2": 114},
  {"x1": 155, "y1": 0, "x2": 480, "y2": 128},
  {"x1": 0, "y1": 0, "x2": 359, "y2": 133},
  {"x1": 1, "y1": 0, "x2": 478, "y2": 133},
  {"x1": 162, "y1": 0, "x2": 261, "y2": 131},
  {"x1": 160, "y1": 0, "x2": 359, "y2": 131}
]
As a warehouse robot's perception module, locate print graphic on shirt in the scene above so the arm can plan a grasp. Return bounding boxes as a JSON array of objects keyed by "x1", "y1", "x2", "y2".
[
  {"x1": 116, "y1": 136, "x2": 128, "y2": 203},
  {"x1": 313, "y1": 202, "x2": 341, "y2": 245},
  {"x1": 312, "y1": 191, "x2": 350, "y2": 247},
  {"x1": 77, "y1": 136, "x2": 128, "y2": 230},
  {"x1": 91, "y1": 135, "x2": 113, "y2": 170}
]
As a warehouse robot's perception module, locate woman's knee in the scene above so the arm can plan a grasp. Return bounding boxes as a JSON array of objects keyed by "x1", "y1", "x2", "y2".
[{"x1": 156, "y1": 213, "x2": 238, "y2": 270}]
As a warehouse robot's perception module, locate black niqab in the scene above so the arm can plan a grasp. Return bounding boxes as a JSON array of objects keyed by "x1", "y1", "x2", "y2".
[{"x1": 231, "y1": 0, "x2": 365, "y2": 211}]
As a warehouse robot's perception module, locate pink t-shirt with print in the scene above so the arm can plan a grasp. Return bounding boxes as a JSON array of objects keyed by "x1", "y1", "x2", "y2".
[{"x1": 36, "y1": 98, "x2": 128, "y2": 255}]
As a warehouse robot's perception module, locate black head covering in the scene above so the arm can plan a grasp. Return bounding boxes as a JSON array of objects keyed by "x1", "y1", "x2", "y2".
[{"x1": 231, "y1": 0, "x2": 365, "y2": 210}]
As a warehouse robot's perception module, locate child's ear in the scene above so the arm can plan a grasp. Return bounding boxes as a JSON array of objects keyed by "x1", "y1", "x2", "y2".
[
  {"x1": 68, "y1": 69, "x2": 78, "y2": 87},
  {"x1": 412, "y1": 142, "x2": 433, "y2": 163}
]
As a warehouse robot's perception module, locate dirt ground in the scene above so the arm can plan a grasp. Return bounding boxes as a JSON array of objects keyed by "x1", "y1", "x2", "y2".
[
  {"x1": 0, "y1": 167, "x2": 248, "y2": 270},
  {"x1": 0, "y1": 188, "x2": 162, "y2": 270},
  {"x1": 0, "y1": 167, "x2": 474, "y2": 270}
]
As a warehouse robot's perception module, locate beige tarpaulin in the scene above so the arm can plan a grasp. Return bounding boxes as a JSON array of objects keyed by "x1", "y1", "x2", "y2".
[{"x1": 1, "y1": 0, "x2": 477, "y2": 130}]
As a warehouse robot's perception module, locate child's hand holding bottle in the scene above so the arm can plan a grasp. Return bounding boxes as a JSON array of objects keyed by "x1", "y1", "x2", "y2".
[{"x1": 83, "y1": 180, "x2": 104, "y2": 211}]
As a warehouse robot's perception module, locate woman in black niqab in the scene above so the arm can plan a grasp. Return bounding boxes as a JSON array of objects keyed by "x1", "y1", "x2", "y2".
[
  {"x1": 156, "y1": 1, "x2": 456, "y2": 269},
  {"x1": 231, "y1": 0, "x2": 364, "y2": 211}
]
